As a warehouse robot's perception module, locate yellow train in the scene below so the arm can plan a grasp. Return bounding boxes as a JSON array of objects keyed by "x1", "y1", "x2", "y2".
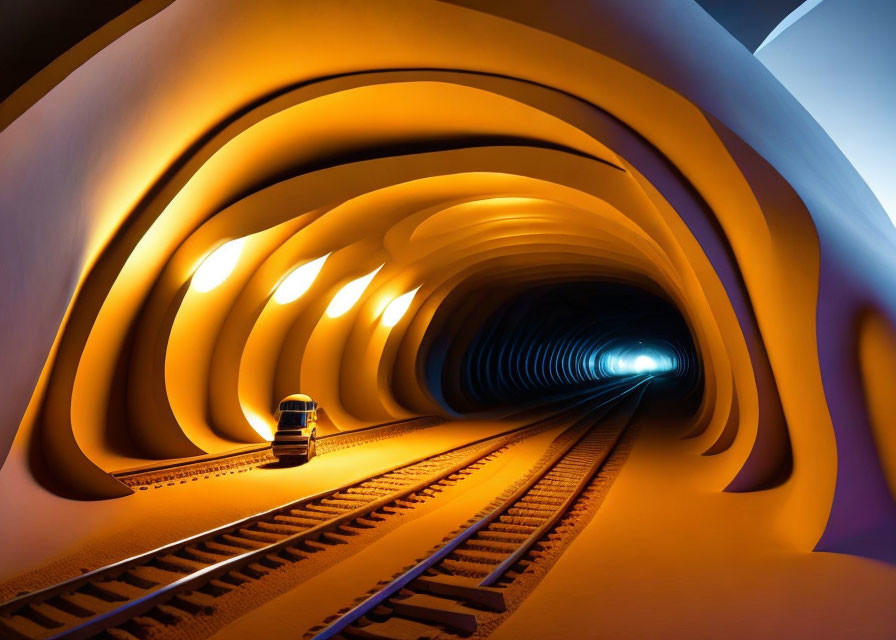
[{"x1": 271, "y1": 393, "x2": 318, "y2": 463}]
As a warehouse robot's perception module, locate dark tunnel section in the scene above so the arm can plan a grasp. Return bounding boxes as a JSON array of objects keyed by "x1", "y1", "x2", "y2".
[{"x1": 422, "y1": 281, "x2": 702, "y2": 416}]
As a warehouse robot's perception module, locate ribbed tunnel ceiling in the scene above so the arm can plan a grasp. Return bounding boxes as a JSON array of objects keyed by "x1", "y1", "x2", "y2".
[
  {"x1": 2, "y1": 0, "x2": 896, "y2": 569},
  {"x1": 28, "y1": 73, "x2": 762, "y2": 504},
  {"x1": 425, "y1": 281, "x2": 700, "y2": 414},
  {"x1": 0, "y1": 0, "x2": 804, "y2": 108}
]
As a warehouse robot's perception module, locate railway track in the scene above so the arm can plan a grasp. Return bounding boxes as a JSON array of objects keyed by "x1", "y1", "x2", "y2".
[
  {"x1": 0, "y1": 383, "x2": 640, "y2": 640},
  {"x1": 308, "y1": 380, "x2": 649, "y2": 640},
  {"x1": 113, "y1": 416, "x2": 446, "y2": 490}
]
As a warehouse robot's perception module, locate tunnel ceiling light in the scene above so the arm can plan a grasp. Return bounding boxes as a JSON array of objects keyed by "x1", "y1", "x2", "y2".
[
  {"x1": 273, "y1": 254, "x2": 330, "y2": 304},
  {"x1": 191, "y1": 238, "x2": 246, "y2": 293},
  {"x1": 382, "y1": 286, "x2": 421, "y2": 328},
  {"x1": 326, "y1": 264, "x2": 384, "y2": 318}
]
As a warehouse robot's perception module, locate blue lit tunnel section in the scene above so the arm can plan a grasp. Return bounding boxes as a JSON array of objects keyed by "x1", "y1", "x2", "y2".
[
  {"x1": 421, "y1": 281, "x2": 701, "y2": 414},
  {"x1": 597, "y1": 342, "x2": 678, "y2": 376}
]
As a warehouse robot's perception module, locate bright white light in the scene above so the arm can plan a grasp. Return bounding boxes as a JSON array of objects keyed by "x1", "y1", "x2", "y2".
[
  {"x1": 600, "y1": 346, "x2": 676, "y2": 376},
  {"x1": 382, "y1": 287, "x2": 420, "y2": 328},
  {"x1": 273, "y1": 254, "x2": 329, "y2": 304},
  {"x1": 326, "y1": 264, "x2": 384, "y2": 318},
  {"x1": 244, "y1": 409, "x2": 274, "y2": 441},
  {"x1": 632, "y1": 355, "x2": 656, "y2": 373},
  {"x1": 192, "y1": 238, "x2": 245, "y2": 293}
]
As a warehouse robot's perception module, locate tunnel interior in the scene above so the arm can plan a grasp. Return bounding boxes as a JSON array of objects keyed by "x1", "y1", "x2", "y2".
[
  {"x1": 424, "y1": 280, "x2": 702, "y2": 415},
  {"x1": 4, "y1": 3, "x2": 896, "y2": 638},
  {"x1": 1, "y1": 0, "x2": 896, "y2": 588}
]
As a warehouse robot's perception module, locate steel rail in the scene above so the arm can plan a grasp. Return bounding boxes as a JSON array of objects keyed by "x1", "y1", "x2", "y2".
[
  {"x1": 479, "y1": 381, "x2": 650, "y2": 586},
  {"x1": 112, "y1": 415, "x2": 444, "y2": 479},
  {"x1": 0, "y1": 387, "x2": 621, "y2": 640},
  {"x1": 309, "y1": 377, "x2": 650, "y2": 640}
]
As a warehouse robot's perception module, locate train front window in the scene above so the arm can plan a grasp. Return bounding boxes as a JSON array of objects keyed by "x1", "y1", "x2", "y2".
[
  {"x1": 278, "y1": 411, "x2": 307, "y2": 428},
  {"x1": 280, "y1": 400, "x2": 312, "y2": 411}
]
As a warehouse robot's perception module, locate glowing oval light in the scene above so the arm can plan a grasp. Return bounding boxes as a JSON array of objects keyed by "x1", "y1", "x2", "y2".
[
  {"x1": 382, "y1": 287, "x2": 421, "y2": 328},
  {"x1": 632, "y1": 355, "x2": 657, "y2": 372},
  {"x1": 273, "y1": 254, "x2": 329, "y2": 304},
  {"x1": 325, "y1": 264, "x2": 384, "y2": 318},
  {"x1": 599, "y1": 344, "x2": 677, "y2": 376},
  {"x1": 192, "y1": 238, "x2": 245, "y2": 293}
]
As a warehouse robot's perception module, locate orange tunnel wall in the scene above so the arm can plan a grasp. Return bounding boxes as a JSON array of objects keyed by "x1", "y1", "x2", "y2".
[{"x1": 0, "y1": 0, "x2": 894, "y2": 564}]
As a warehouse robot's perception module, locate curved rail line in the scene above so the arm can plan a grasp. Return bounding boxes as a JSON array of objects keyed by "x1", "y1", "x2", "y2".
[
  {"x1": 0, "y1": 380, "x2": 643, "y2": 640},
  {"x1": 308, "y1": 380, "x2": 650, "y2": 640}
]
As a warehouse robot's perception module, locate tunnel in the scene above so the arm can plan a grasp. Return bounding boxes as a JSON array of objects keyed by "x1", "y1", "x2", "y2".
[
  {"x1": 424, "y1": 280, "x2": 701, "y2": 414},
  {"x1": 2, "y1": 1, "x2": 896, "y2": 638}
]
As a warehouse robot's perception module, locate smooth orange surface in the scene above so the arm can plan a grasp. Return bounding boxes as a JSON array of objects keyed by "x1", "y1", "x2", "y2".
[{"x1": 1, "y1": 4, "x2": 893, "y2": 626}]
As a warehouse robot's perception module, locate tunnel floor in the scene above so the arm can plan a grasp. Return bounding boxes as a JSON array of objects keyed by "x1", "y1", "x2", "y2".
[
  {"x1": 2, "y1": 411, "x2": 895, "y2": 639},
  {"x1": 492, "y1": 421, "x2": 896, "y2": 640},
  {"x1": 0, "y1": 419, "x2": 514, "y2": 592}
]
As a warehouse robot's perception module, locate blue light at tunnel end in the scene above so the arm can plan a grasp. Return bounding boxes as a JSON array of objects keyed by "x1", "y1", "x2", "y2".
[{"x1": 597, "y1": 344, "x2": 678, "y2": 377}]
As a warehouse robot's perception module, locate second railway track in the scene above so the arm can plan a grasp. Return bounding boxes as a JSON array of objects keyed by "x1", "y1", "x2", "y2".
[{"x1": 113, "y1": 416, "x2": 446, "y2": 490}]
